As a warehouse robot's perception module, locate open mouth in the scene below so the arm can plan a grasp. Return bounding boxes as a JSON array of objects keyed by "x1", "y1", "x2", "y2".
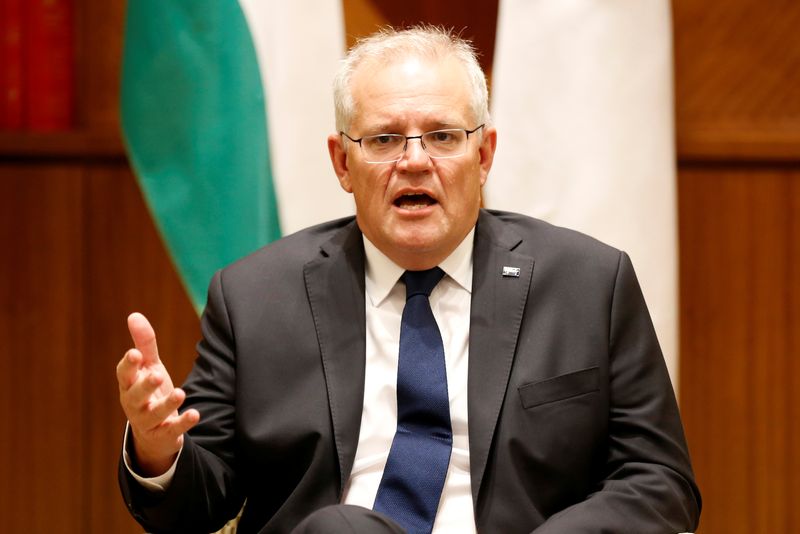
[{"x1": 393, "y1": 193, "x2": 437, "y2": 210}]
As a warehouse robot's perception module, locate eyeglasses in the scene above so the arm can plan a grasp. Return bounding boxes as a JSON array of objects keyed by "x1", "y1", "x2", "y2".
[{"x1": 340, "y1": 124, "x2": 485, "y2": 164}]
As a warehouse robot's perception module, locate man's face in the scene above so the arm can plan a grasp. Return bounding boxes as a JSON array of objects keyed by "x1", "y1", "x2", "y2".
[{"x1": 328, "y1": 55, "x2": 497, "y2": 270}]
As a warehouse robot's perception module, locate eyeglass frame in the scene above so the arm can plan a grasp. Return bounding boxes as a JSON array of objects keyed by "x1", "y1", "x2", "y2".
[{"x1": 339, "y1": 124, "x2": 485, "y2": 164}]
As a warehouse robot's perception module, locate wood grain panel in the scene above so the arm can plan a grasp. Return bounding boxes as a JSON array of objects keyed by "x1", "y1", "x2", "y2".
[
  {"x1": 790, "y1": 179, "x2": 800, "y2": 531},
  {"x1": 0, "y1": 131, "x2": 125, "y2": 160},
  {"x1": 673, "y1": 0, "x2": 800, "y2": 160},
  {"x1": 0, "y1": 165, "x2": 86, "y2": 532},
  {"x1": 342, "y1": 0, "x2": 499, "y2": 81},
  {"x1": 76, "y1": 0, "x2": 127, "y2": 132},
  {"x1": 342, "y1": 0, "x2": 388, "y2": 46},
  {"x1": 83, "y1": 164, "x2": 199, "y2": 532},
  {"x1": 0, "y1": 162, "x2": 198, "y2": 533},
  {"x1": 678, "y1": 167, "x2": 800, "y2": 533}
]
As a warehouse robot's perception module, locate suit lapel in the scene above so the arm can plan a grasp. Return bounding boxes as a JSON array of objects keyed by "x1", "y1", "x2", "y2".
[
  {"x1": 468, "y1": 211, "x2": 534, "y2": 505},
  {"x1": 303, "y1": 222, "x2": 367, "y2": 496}
]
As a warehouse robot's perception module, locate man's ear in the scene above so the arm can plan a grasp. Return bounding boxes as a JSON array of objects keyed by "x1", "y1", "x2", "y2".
[
  {"x1": 328, "y1": 134, "x2": 353, "y2": 193},
  {"x1": 477, "y1": 126, "x2": 497, "y2": 187}
]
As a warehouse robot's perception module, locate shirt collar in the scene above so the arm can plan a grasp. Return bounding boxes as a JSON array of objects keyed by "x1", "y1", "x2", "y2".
[{"x1": 364, "y1": 228, "x2": 475, "y2": 307}]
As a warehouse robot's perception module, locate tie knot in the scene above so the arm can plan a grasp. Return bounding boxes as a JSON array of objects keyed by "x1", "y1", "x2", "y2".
[{"x1": 403, "y1": 267, "x2": 445, "y2": 299}]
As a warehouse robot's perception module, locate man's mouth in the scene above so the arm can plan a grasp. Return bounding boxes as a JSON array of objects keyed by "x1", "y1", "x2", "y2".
[{"x1": 393, "y1": 193, "x2": 437, "y2": 210}]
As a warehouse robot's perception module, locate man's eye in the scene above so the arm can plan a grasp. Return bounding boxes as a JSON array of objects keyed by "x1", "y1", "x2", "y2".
[
  {"x1": 364, "y1": 135, "x2": 402, "y2": 152},
  {"x1": 430, "y1": 131, "x2": 456, "y2": 143}
]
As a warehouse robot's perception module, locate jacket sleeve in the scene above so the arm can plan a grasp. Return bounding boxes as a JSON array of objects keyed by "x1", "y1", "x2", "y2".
[
  {"x1": 532, "y1": 252, "x2": 701, "y2": 534},
  {"x1": 118, "y1": 270, "x2": 245, "y2": 533}
]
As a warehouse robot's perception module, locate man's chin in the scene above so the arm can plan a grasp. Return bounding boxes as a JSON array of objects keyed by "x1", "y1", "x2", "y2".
[
  {"x1": 388, "y1": 223, "x2": 445, "y2": 252},
  {"x1": 383, "y1": 229, "x2": 456, "y2": 269}
]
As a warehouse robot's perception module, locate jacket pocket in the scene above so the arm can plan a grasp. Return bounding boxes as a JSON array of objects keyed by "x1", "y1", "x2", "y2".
[{"x1": 518, "y1": 366, "x2": 600, "y2": 409}]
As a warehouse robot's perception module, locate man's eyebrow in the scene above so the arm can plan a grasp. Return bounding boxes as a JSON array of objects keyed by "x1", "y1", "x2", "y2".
[
  {"x1": 431, "y1": 122, "x2": 466, "y2": 131},
  {"x1": 363, "y1": 123, "x2": 400, "y2": 134},
  {"x1": 364, "y1": 120, "x2": 417, "y2": 133},
  {"x1": 363, "y1": 120, "x2": 465, "y2": 134}
]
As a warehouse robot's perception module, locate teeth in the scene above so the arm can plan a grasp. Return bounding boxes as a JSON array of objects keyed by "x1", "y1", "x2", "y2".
[{"x1": 396, "y1": 193, "x2": 434, "y2": 210}]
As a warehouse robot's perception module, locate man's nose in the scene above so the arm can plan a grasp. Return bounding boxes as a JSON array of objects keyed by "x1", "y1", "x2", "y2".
[{"x1": 398, "y1": 137, "x2": 432, "y2": 170}]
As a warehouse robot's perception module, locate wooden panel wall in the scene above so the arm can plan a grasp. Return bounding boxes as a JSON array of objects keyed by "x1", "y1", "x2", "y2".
[
  {"x1": 0, "y1": 164, "x2": 198, "y2": 533},
  {"x1": 0, "y1": 0, "x2": 198, "y2": 532},
  {"x1": 83, "y1": 166, "x2": 200, "y2": 531},
  {"x1": 679, "y1": 167, "x2": 800, "y2": 533},
  {"x1": 1, "y1": 0, "x2": 797, "y2": 533},
  {"x1": 674, "y1": 0, "x2": 800, "y2": 532},
  {"x1": 0, "y1": 166, "x2": 86, "y2": 531},
  {"x1": 342, "y1": 0, "x2": 499, "y2": 77},
  {"x1": 674, "y1": 1, "x2": 800, "y2": 161}
]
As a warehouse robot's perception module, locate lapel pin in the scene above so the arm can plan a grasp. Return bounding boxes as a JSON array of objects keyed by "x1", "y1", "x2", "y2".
[{"x1": 502, "y1": 266, "x2": 521, "y2": 278}]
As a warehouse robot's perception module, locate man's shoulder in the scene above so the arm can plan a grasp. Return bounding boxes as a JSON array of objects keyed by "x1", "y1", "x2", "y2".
[
  {"x1": 480, "y1": 209, "x2": 621, "y2": 261},
  {"x1": 479, "y1": 210, "x2": 628, "y2": 298},
  {"x1": 220, "y1": 216, "x2": 359, "y2": 280}
]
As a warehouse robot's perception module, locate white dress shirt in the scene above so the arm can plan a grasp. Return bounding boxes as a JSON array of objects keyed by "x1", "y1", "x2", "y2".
[
  {"x1": 125, "y1": 228, "x2": 477, "y2": 532},
  {"x1": 342, "y1": 230, "x2": 476, "y2": 533}
]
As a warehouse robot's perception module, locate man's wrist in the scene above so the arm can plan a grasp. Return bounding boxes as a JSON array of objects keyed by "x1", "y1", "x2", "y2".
[{"x1": 122, "y1": 422, "x2": 181, "y2": 491}]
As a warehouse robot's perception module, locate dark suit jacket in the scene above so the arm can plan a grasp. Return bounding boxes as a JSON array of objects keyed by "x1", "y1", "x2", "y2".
[{"x1": 120, "y1": 210, "x2": 701, "y2": 533}]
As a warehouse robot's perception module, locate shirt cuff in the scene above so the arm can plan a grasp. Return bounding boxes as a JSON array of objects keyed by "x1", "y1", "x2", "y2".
[{"x1": 122, "y1": 421, "x2": 182, "y2": 492}]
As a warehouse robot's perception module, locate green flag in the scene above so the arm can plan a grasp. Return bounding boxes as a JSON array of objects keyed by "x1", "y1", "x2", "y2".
[{"x1": 121, "y1": 0, "x2": 281, "y2": 314}]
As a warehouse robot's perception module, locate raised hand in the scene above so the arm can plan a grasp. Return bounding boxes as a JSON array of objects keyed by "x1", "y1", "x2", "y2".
[{"x1": 116, "y1": 312, "x2": 200, "y2": 476}]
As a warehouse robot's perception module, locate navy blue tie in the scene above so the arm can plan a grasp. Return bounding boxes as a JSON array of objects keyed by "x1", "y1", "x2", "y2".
[{"x1": 373, "y1": 268, "x2": 452, "y2": 534}]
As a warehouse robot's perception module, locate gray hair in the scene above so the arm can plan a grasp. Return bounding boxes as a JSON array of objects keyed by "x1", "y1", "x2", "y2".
[{"x1": 333, "y1": 25, "x2": 490, "y2": 132}]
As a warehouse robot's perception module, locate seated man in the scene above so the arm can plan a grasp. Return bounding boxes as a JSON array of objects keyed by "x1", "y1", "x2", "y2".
[{"x1": 117, "y1": 25, "x2": 701, "y2": 534}]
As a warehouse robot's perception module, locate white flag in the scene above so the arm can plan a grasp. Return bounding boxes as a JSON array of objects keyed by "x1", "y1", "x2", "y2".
[
  {"x1": 240, "y1": 0, "x2": 354, "y2": 235},
  {"x1": 487, "y1": 0, "x2": 679, "y2": 386}
]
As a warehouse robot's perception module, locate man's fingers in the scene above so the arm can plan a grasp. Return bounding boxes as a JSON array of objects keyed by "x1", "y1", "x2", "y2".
[
  {"x1": 129, "y1": 409, "x2": 200, "y2": 473},
  {"x1": 127, "y1": 312, "x2": 160, "y2": 365},
  {"x1": 123, "y1": 369, "x2": 168, "y2": 414},
  {"x1": 116, "y1": 349, "x2": 142, "y2": 392},
  {"x1": 143, "y1": 409, "x2": 200, "y2": 446},
  {"x1": 170, "y1": 408, "x2": 200, "y2": 436},
  {"x1": 135, "y1": 388, "x2": 186, "y2": 430}
]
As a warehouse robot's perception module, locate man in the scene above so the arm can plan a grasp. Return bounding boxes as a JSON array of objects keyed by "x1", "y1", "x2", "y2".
[{"x1": 117, "y1": 26, "x2": 701, "y2": 533}]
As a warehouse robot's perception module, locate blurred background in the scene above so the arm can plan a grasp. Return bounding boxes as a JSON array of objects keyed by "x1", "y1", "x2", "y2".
[{"x1": 1, "y1": 0, "x2": 798, "y2": 532}]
